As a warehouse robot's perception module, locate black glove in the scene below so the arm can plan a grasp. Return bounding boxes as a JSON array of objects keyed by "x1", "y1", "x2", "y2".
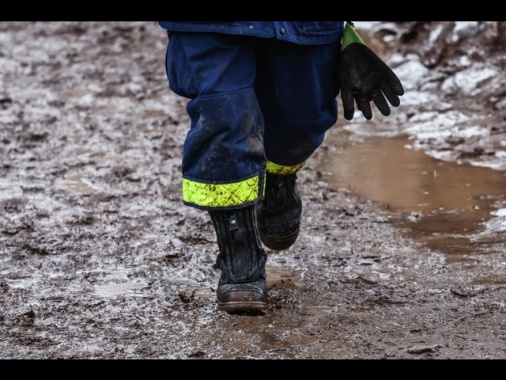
[{"x1": 339, "y1": 22, "x2": 404, "y2": 121}]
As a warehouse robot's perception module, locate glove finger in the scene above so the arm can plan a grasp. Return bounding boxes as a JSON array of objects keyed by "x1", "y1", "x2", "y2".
[
  {"x1": 380, "y1": 83, "x2": 401, "y2": 107},
  {"x1": 341, "y1": 89, "x2": 356, "y2": 120},
  {"x1": 384, "y1": 70, "x2": 405, "y2": 96},
  {"x1": 370, "y1": 91, "x2": 391, "y2": 116},
  {"x1": 356, "y1": 96, "x2": 372, "y2": 120}
]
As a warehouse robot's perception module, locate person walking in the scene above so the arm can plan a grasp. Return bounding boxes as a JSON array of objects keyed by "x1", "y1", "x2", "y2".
[{"x1": 159, "y1": 21, "x2": 404, "y2": 314}]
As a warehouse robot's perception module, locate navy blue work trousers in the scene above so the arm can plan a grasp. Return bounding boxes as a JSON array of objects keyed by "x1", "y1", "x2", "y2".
[{"x1": 164, "y1": 31, "x2": 341, "y2": 190}]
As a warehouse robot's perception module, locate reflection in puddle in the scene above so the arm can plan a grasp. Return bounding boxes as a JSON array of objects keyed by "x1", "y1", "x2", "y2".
[
  {"x1": 317, "y1": 132, "x2": 506, "y2": 256},
  {"x1": 93, "y1": 270, "x2": 148, "y2": 297},
  {"x1": 94, "y1": 281, "x2": 147, "y2": 297},
  {"x1": 0, "y1": 184, "x2": 23, "y2": 200},
  {"x1": 54, "y1": 173, "x2": 99, "y2": 194}
]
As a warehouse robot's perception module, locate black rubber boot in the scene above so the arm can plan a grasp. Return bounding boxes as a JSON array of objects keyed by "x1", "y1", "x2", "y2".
[
  {"x1": 209, "y1": 205, "x2": 268, "y2": 314},
  {"x1": 256, "y1": 173, "x2": 302, "y2": 251}
]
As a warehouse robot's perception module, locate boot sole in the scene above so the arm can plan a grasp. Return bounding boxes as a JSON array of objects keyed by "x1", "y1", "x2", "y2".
[
  {"x1": 218, "y1": 301, "x2": 267, "y2": 315},
  {"x1": 259, "y1": 227, "x2": 300, "y2": 251},
  {"x1": 216, "y1": 282, "x2": 267, "y2": 314}
]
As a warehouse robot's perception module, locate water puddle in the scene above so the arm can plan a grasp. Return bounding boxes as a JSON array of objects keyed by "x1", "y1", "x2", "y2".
[
  {"x1": 266, "y1": 265, "x2": 302, "y2": 290},
  {"x1": 181, "y1": 265, "x2": 302, "y2": 299},
  {"x1": 94, "y1": 281, "x2": 147, "y2": 297},
  {"x1": 317, "y1": 131, "x2": 506, "y2": 258},
  {"x1": 92, "y1": 269, "x2": 148, "y2": 297}
]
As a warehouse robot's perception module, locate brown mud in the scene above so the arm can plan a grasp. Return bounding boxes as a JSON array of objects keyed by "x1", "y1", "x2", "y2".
[{"x1": 0, "y1": 22, "x2": 505, "y2": 359}]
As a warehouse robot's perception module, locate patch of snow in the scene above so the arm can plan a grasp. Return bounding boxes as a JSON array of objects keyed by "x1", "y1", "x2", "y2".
[
  {"x1": 394, "y1": 58, "x2": 431, "y2": 92},
  {"x1": 441, "y1": 67, "x2": 498, "y2": 95}
]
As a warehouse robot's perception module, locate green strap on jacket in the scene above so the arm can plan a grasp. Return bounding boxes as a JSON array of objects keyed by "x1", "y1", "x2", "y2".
[{"x1": 341, "y1": 21, "x2": 366, "y2": 50}]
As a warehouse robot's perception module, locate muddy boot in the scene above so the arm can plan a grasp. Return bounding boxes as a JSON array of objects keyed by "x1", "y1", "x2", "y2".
[
  {"x1": 256, "y1": 173, "x2": 302, "y2": 251},
  {"x1": 209, "y1": 205, "x2": 268, "y2": 314}
]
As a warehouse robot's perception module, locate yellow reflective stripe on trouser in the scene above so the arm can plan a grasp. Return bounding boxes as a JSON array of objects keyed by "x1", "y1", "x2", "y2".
[
  {"x1": 266, "y1": 160, "x2": 306, "y2": 175},
  {"x1": 182, "y1": 176, "x2": 261, "y2": 208}
]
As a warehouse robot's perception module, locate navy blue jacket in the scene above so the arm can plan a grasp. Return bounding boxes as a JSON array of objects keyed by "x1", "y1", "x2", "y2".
[{"x1": 159, "y1": 21, "x2": 344, "y2": 45}]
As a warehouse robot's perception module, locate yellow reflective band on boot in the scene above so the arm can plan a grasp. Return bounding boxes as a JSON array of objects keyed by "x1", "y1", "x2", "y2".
[
  {"x1": 266, "y1": 160, "x2": 306, "y2": 175},
  {"x1": 182, "y1": 176, "x2": 261, "y2": 208}
]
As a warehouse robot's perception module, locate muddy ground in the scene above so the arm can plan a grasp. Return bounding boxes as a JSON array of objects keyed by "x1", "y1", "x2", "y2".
[{"x1": 0, "y1": 22, "x2": 505, "y2": 359}]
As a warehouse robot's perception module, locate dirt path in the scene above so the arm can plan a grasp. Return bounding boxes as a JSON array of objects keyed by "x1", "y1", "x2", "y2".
[{"x1": 0, "y1": 22, "x2": 505, "y2": 359}]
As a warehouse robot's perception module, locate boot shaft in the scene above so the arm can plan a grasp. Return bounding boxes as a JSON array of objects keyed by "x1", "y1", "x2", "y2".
[
  {"x1": 209, "y1": 205, "x2": 267, "y2": 284},
  {"x1": 262, "y1": 173, "x2": 301, "y2": 214},
  {"x1": 256, "y1": 172, "x2": 302, "y2": 251}
]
